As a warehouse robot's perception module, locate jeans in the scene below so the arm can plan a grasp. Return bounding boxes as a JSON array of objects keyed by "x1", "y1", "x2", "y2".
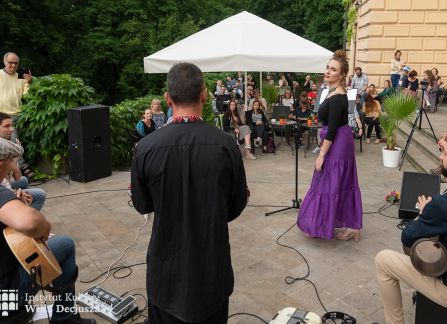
[
  {"x1": 17, "y1": 236, "x2": 77, "y2": 321},
  {"x1": 391, "y1": 74, "x2": 400, "y2": 89},
  {"x1": 9, "y1": 176, "x2": 46, "y2": 211}
]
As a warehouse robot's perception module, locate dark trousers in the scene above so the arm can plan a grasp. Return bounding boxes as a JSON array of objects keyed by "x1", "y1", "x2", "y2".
[
  {"x1": 253, "y1": 125, "x2": 268, "y2": 146},
  {"x1": 149, "y1": 299, "x2": 229, "y2": 324},
  {"x1": 365, "y1": 117, "x2": 381, "y2": 139}
]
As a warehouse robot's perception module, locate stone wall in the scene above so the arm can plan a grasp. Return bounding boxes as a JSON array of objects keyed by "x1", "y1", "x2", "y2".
[{"x1": 347, "y1": 0, "x2": 447, "y2": 88}]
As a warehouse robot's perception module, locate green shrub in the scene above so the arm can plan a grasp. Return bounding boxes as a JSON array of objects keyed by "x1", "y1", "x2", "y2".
[
  {"x1": 18, "y1": 74, "x2": 95, "y2": 170},
  {"x1": 110, "y1": 95, "x2": 165, "y2": 168}
]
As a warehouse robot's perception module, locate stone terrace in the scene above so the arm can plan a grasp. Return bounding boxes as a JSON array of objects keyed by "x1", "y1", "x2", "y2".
[{"x1": 35, "y1": 103, "x2": 447, "y2": 323}]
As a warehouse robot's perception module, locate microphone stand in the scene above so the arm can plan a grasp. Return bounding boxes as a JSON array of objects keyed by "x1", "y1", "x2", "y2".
[{"x1": 265, "y1": 126, "x2": 301, "y2": 216}]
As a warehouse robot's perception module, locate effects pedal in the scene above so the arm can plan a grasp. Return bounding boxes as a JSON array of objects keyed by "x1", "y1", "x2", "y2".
[
  {"x1": 270, "y1": 307, "x2": 322, "y2": 324},
  {"x1": 77, "y1": 286, "x2": 138, "y2": 323}
]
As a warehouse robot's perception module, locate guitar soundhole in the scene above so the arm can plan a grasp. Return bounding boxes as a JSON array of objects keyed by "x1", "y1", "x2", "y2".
[{"x1": 25, "y1": 252, "x2": 39, "y2": 264}]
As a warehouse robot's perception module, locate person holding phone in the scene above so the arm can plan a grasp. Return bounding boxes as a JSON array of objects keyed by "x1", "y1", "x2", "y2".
[{"x1": 0, "y1": 52, "x2": 32, "y2": 141}]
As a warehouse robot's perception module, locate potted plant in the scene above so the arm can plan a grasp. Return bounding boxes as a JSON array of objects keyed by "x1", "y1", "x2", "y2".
[
  {"x1": 261, "y1": 82, "x2": 279, "y2": 113},
  {"x1": 379, "y1": 91, "x2": 418, "y2": 167}
]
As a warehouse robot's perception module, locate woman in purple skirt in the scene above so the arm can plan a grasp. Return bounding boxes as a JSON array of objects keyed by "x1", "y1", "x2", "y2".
[{"x1": 297, "y1": 50, "x2": 363, "y2": 241}]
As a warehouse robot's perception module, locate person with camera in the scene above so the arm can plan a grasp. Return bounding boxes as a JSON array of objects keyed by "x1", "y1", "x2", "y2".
[
  {"x1": 375, "y1": 138, "x2": 447, "y2": 324},
  {"x1": 421, "y1": 70, "x2": 438, "y2": 112},
  {"x1": 0, "y1": 52, "x2": 32, "y2": 139}
]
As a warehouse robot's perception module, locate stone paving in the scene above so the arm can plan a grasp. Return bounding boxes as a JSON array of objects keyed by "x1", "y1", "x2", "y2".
[{"x1": 35, "y1": 104, "x2": 447, "y2": 323}]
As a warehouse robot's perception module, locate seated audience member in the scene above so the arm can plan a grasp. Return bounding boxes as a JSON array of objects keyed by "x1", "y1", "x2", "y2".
[
  {"x1": 277, "y1": 78, "x2": 289, "y2": 96},
  {"x1": 226, "y1": 75, "x2": 236, "y2": 92},
  {"x1": 290, "y1": 100, "x2": 311, "y2": 145},
  {"x1": 292, "y1": 81, "x2": 301, "y2": 99},
  {"x1": 422, "y1": 69, "x2": 438, "y2": 109},
  {"x1": 246, "y1": 74, "x2": 255, "y2": 88},
  {"x1": 223, "y1": 100, "x2": 256, "y2": 160},
  {"x1": 430, "y1": 132, "x2": 447, "y2": 183},
  {"x1": 376, "y1": 80, "x2": 394, "y2": 105},
  {"x1": 367, "y1": 84, "x2": 378, "y2": 98},
  {"x1": 348, "y1": 103, "x2": 363, "y2": 139},
  {"x1": 282, "y1": 90, "x2": 295, "y2": 108},
  {"x1": 354, "y1": 94, "x2": 362, "y2": 113},
  {"x1": 136, "y1": 108, "x2": 157, "y2": 138},
  {"x1": 0, "y1": 113, "x2": 46, "y2": 211},
  {"x1": 150, "y1": 99, "x2": 167, "y2": 128},
  {"x1": 307, "y1": 84, "x2": 318, "y2": 108},
  {"x1": 375, "y1": 137, "x2": 447, "y2": 324},
  {"x1": 432, "y1": 67, "x2": 444, "y2": 107},
  {"x1": 248, "y1": 89, "x2": 267, "y2": 111},
  {"x1": 289, "y1": 100, "x2": 310, "y2": 124},
  {"x1": 362, "y1": 93, "x2": 382, "y2": 144},
  {"x1": 215, "y1": 80, "x2": 222, "y2": 95},
  {"x1": 299, "y1": 90, "x2": 309, "y2": 106},
  {"x1": 246, "y1": 100, "x2": 268, "y2": 153},
  {"x1": 402, "y1": 70, "x2": 419, "y2": 96},
  {"x1": 302, "y1": 75, "x2": 314, "y2": 91},
  {"x1": 0, "y1": 137, "x2": 96, "y2": 324},
  {"x1": 215, "y1": 85, "x2": 232, "y2": 113}
]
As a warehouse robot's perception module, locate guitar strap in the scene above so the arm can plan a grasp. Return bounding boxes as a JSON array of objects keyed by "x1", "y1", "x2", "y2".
[{"x1": 31, "y1": 265, "x2": 78, "y2": 294}]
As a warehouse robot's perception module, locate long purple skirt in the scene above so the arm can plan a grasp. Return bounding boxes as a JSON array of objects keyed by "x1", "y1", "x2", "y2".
[{"x1": 297, "y1": 125, "x2": 362, "y2": 239}]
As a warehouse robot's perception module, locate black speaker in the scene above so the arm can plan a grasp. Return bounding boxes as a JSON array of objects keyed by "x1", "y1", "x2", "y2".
[
  {"x1": 415, "y1": 292, "x2": 447, "y2": 324},
  {"x1": 68, "y1": 105, "x2": 112, "y2": 183},
  {"x1": 399, "y1": 172, "x2": 440, "y2": 219}
]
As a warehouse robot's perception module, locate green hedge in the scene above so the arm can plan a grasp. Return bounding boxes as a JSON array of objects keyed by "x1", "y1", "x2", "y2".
[
  {"x1": 19, "y1": 74, "x2": 216, "y2": 171},
  {"x1": 18, "y1": 74, "x2": 95, "y2": 171}
]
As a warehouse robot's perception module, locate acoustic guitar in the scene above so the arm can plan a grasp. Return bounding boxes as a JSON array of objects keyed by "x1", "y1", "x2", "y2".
[{"x1": 3, "y1": 227, "x2": 62, "y2": 287}]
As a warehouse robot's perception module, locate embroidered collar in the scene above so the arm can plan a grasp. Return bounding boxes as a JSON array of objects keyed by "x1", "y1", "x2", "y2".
[{"x1": 172, "y1": 115, "x2": 203, "y2": 124}]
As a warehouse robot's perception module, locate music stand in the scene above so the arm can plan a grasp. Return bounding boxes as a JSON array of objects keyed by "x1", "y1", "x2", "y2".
[{"x1": 399, "y1": 87, "x2": 438, "y2": 170}]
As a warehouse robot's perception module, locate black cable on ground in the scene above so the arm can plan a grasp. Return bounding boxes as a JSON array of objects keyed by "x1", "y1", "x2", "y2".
[
  {"x1": 79, "y1": 262, "x2": 146, "y2": 283},
  {"x1": 228, "y1": 312, "x2": 269, "y2": 324},
  {"x1": 47, "y1": 188, "x2": 128, "y2": 200},
  {"x1": 275, "y1": 222, "x2": 329, "y2": 314}
]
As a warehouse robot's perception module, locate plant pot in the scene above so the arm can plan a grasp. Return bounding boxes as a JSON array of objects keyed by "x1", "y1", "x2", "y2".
[{"x1": 382, "y1": 147, "x2": 401, "y2": 168}]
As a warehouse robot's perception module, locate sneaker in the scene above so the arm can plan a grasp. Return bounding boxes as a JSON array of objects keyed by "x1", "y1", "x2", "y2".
[
  {"x1": 312, "y1": 146, "x2": 320, "y2": 154},
  {"x1": 246, "y1": 153, "x2": 256, "y2": 160},
  {"x1": 50, "y1": 313, "x2": 97, "y2": 324},
  {"x1": 430, "y1": 166, "x2": 442, "y2": 175}
]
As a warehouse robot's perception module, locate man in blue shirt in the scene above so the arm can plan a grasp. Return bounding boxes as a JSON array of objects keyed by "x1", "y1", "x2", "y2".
[{"x1": 375, "y1": 139, "x2": 447, "y2": 324}]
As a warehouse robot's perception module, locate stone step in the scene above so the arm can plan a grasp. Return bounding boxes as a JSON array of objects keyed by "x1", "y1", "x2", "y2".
[{"x1": 395, "y1": 114, "x2": 441, "y2": 173}]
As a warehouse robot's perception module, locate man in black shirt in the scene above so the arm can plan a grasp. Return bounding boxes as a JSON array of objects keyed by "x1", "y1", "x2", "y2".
[
  {"x1": 131, "y1": 63, "x2": 248, "y2": 324},
  {"x1": 0, "y1": 137, "x2": 95, "y2": 323}
]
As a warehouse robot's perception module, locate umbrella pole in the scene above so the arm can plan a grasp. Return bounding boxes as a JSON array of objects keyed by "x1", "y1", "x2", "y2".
[{"x1": 244, "y1": 71, "x2": 248, "y2": 111}]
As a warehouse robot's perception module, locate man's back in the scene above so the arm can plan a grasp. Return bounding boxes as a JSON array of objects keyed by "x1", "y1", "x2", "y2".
[{"x1": 131, "y1": 121, "x2": 247, "y2": 322}]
